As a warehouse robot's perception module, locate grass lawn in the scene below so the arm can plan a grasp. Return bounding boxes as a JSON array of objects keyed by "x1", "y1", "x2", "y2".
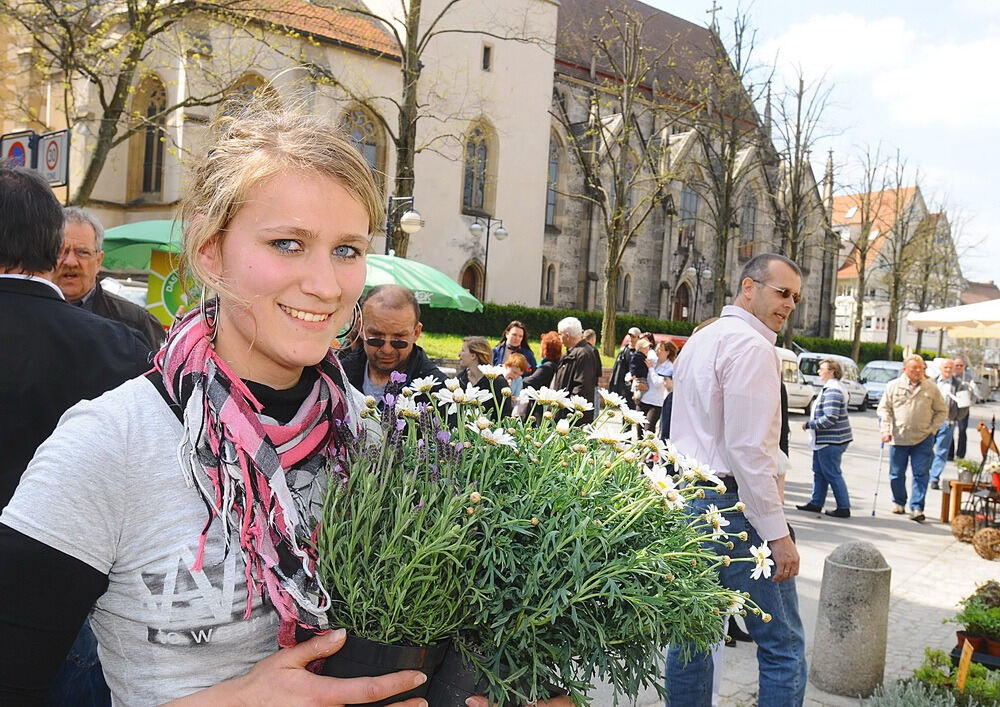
[{"x1": 418, "y1": 331, "x2": 617, "y2": 369}]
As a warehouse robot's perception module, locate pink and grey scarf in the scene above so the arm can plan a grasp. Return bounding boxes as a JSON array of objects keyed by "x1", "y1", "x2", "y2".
[{"x1": 153, "y1": 302, "x2": 350, "y2": 647}]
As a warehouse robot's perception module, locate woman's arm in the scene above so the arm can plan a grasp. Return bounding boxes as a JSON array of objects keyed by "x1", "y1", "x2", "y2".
[{"x1": 0, "y1": 524, "x2": 109, "y2": 702}]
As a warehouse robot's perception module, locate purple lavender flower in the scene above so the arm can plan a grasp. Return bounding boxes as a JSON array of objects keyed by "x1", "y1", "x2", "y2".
[{"x1": 390, "y1": 370, "x2": 408, "y2": 384}]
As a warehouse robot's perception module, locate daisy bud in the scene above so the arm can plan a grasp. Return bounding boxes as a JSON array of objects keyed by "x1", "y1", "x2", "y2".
[
  {"x1": 469, "y1": 491, "x2": 482, "y2": 504},
  {"x1": 501, "y1": 387, "x2": 512, "y2": 397},
  {"x1": 571, "y1": 444, "x2": 588, "y2": 453},
  {"x1": 543, "y1": 411, "x2": 553, "y2": 419},
  {"x1": 739, "y1": 531, "x2": 748, "y2": 541},
  {"x1": 534, "y1": 442, "x2": 542, "y2": 449},
  {"x1": 530, "y1": 517, "x2": 540, "y2": 526},
  {"x1": 666, "y1": 573, "x2": 675, "y2": 582},
  {"x1": 696, "y1": 489, "x2": 705, "y2": 499},
  {"x1": 402, "y1": 387, "x2": 414, "y2": 397},
  {"x1": 715, "y1": 484, "x2": 726, "y2": 494},
  {"x1": 735, "y1": 502, "x2": 746, "y2": 512},
  {"x1": 466, "y1": 506, "x2": 475, "y2": 516},
  {"x1": 726, "y1": 541, "x2": 734, "y2": 550},
  {"x1": 761, "y1": 613, "x2": 772, "y2": 623},
  {"x1": 623, "y1": 452, "x2": 637, "y2": 463},
  {"x1": 364, "y1": 395, "x2": 377, "y2": 408},
  {"x1": 721, "y1": 555, "x2": 731, "y2": 566}
]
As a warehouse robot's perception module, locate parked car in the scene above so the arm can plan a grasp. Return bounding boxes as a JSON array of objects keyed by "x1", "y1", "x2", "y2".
[
  {"x1": 859, "y1": 360, "x2": 903, "y2": 406},
  {"x1": 777, "y1": 346, "x2": 816, "y2": 413},
  {"x1": 797, "y1": 352, "x2": 869, "y2": 411}
]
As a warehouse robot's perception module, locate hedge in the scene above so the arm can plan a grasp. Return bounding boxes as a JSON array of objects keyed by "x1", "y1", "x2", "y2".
[{"x1": 421, "y1": 303, "x2": 936, "y2": 365}]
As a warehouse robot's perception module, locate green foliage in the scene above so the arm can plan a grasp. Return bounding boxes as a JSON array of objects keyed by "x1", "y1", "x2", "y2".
[
  {"x1": 970, "y1": 581, "x2": 1000, "y2": 609},
  {"x1": 956, "y1": 458, "x2": 983, "y2": 479},
  {"x1": 904, "y1": 648, "x2": 1000, "y2": 706},
  {"x1": 954, "y1": 582, "x2": 1000, "y2": 640},
  {"x1": 863, "y1": 679, "x2": 958, "y2": 706}
]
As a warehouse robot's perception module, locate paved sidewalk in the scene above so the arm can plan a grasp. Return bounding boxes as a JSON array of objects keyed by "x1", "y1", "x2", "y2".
[{"x1": 589, "y1": 402, "x2": 1000, "y2": 706}]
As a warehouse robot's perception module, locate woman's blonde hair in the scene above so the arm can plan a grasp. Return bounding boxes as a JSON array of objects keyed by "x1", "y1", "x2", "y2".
[
  {"x1": 463, "y1": 336, "x2": 492, "y2": 366},
  {"x1": 179, "y1": 104, "x2": 384, "y2": 297}
]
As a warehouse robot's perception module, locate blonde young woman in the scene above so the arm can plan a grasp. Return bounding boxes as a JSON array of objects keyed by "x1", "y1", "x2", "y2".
[{"x1": 0, "y1": 108, "x2": 566, "y2": 707}]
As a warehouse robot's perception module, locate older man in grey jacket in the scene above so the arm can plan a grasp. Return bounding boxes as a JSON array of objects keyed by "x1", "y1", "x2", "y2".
[{"x1": 876, "y1": 355, "x2": 948, "y2": 522}]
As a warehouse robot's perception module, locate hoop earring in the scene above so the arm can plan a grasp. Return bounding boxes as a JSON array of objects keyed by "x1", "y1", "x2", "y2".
[
  {"x1": 337, "y1": 302, "x2": 363, "y2": 349},
  {"x1": 200, "y1": 288, "x2": 219, "y2": 344}
]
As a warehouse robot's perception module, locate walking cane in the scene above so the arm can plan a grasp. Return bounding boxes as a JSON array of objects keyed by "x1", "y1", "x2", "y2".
[{"x1": 871, "y1": 435, "x2": 886, "y2": 517}]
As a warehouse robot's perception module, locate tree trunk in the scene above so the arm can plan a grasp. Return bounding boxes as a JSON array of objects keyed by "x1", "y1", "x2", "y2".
[
  {"x1": 70, "y1": 48, "x2": 143, "y2": 205},
  {"x1": 711, "y1": 230, "x2": 727, "y2": 316},
  {"x1": 851, "y1": 274, "x2": 865, "y2": 363},
  {"x1": 389, "y1": 0, "x2": 422, "y2": 258},
  {"x1": 600, "y1": 263, "x2": 618, "y2": 357},
  {"x1": 884, "y1": 280, "x2": 901, "y2": 359}
]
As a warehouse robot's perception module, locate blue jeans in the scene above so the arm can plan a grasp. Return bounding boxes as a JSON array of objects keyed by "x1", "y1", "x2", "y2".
[
  {"x1": 44, "y1": 619, "x2": 111, "y2": 706},
  {"x1": 809, "y1": 443, "x2": 850, "y2": 509},
  {"x1": 929, "y1": 422, "x2": 955, "y2": 483},
  {"x1": 888, "y1": 434, "x2": 935, "y2": 511},
  {"x1": 664, "y1": 490, "x2": 807, "y2": 707}
]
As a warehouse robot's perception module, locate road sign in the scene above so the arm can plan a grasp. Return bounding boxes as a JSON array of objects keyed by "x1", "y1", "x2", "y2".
[
  {"x1": 37, "y1": 130, "x2": 70, "y2": 186},
  {"x1": 1, "y1": 130, "x2": 35, "y2": 169}
]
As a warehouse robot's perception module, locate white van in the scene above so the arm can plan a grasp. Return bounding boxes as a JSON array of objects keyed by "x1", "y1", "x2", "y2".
[
  {"x1": 797, "y1": 352, "x2": 869, "y2": 411},
  {"x1": 777, "y1": 347, "x2": 817, "y2": 413}
]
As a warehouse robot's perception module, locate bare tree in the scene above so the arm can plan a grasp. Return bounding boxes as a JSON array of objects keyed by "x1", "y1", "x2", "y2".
[
  {"x1": 907, "y1": 206, "x2": 968, "y2": 353},
  {"x1": 771, "y1": 69, "x2": 833, "y2": 345},
  {"x1": 673, "y1": 11, "x2": 771, "y2": 316},
  {"x1": 876, "y1": 151, "x2": 924, "y2": 359},
  {"x1": 0, "y1": 0, "x2": 276, "y2": 204},
  {"x1": 552, "y1": 7, "x2": 679, "y2": 355},
  {"x1": 840, "y1": 145, "x2": 891, "y2": 362}
]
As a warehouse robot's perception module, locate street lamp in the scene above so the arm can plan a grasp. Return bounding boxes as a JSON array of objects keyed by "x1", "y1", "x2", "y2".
[
  {"x1": 468, "y1": 215, "x2": 508, "y2": 300},
  {"x1": 384, "y1": 195, "x2": 424, "y2": 255},
  {"x1": 687, "y1": 252, "x2": 712, "y2": 322}
]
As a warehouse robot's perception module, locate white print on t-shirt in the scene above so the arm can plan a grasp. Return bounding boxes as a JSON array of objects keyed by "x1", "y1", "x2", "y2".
[{"x1": 139, "y1": 542, "x2": 262, "y2": 647}]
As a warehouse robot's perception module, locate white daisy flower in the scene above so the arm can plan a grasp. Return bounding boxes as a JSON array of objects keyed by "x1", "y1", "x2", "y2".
[
  {"x1": 598, "y1": 388, "x2": 629, "y2": 410},
  {"x1": 725, "y1": 594, "x2": 747, "y2": 615},
  {"x1": 462, "y1": 383, "x2": 494, "y2": 406},
  {"x1": 750, "y1": 541, "x2": 774, "y2": 580},
  {"x1": 444, "y1": 377, "x2": 461, "y2": 391},
  {"x1": 555, "y1": 419, "x2": 571, "y2": 436},
  {"x1": 465, "y1": 416, "x2": 492, "y2": 433},
  {"x1": 394, "y1": 395, "x2": 421, "y2": 419},
  {"x1": 532, "y1": 386, "x2": 571, "y2": 408},
  {"x1": 620, "y1": 407, "x2": 648, "y2": 427},
  {"x1": 409, "y1": 375, "x2": 440, "y2": 393},
  {"x1": 480, "y1": 427, "x2": 517, "y2": 448},
  {"x1": 568, "y1": 395, "x2": 594, "y2": 413},
  {"x1": 587, "y1": 428, "x2": 632, "y2": 447},
  {"x1": 432, "y1": 387, "x2": 465, "y2": 415},
  {"x1": 703, "y1": 504, "x2": 730, "y2": 537},
  {"x1": 478, "y1": 364, "x2": 507, "y2": 379},
  {"x1": 642, "y1": 465, "x2": 684, "y2": 509}
]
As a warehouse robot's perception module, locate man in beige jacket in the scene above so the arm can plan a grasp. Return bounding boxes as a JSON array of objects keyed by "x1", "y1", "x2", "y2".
[{"x1": 876, "y1": 355, "x2": 948, "y2": 521}]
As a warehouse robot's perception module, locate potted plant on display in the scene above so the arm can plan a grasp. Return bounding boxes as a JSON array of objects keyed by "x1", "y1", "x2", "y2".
[
  {"x1": 316, "y1": 369, "x2": 770, "y2": 706},
  {"x1": 421, "y1": 381, "x2": 769, "y2": 706},
  {"x1": 952, "y1": 581, "x2": 1000, "y2": 660},
  {"x1": 315, "y1": 372, "x2": 486, "y2": 705}
]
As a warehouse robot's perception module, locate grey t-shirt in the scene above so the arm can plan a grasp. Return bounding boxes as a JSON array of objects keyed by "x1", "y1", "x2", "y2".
[{"x1": 1, "y1": 376, "x2": 365, "y2": 704}]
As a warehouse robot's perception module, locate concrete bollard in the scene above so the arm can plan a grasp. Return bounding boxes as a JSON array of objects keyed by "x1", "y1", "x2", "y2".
[{"x1": 809, "y1": 541, "x2": 892, "y2": 698}]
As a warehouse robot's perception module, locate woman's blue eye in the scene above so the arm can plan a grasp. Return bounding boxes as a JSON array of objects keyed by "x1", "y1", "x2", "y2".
[
  {"x1": 334, "y1": 245, "x2": 361, "y2": 259},
  {"x1": 270, "y1": 239, "x2": 302, "y2": 253}
]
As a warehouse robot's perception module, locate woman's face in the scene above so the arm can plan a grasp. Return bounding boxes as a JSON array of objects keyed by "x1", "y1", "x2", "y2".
[
  {"x1": 505, "y1": 326, "x2": 524, "y2": 348},
  {"x1": 458, "y1": 344, "x2": 477, "y2": 369},
  {"x1": 819, "y1": 364, "x2": 834, "y2": 382},
  {"x1": 199, "y1": 170, "x2": 370, "y2": 389}
]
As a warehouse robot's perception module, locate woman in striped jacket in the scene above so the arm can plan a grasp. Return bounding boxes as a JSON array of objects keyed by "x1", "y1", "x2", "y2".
[{"x1": 796, "y1": 358, "x2": 854, "y2": 518}]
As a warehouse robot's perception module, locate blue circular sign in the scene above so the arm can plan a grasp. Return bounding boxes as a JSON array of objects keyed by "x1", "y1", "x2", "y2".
[{"x1": 6, "y1": 141, "x2": 26, "y2": 168}]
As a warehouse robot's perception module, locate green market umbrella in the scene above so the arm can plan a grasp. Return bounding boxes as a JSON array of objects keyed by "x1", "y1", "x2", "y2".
[
  {"x1": 102, "y1": 220, "x2": 182, "y2": 271},
  {"x1": 365, "y1": 254, "x2": 482, "y2": 312}
]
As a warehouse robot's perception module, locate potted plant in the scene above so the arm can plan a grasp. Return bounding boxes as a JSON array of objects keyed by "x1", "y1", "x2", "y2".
[
  {"x1": 425, "y1": 382, "x2": 768, "y2": 706},
  {"x1": 314, "y1": 372, "x2": 485, "y2": 705},
  {"x1": 953, "y1": 581, "x2": 1000, "y2": 657}
]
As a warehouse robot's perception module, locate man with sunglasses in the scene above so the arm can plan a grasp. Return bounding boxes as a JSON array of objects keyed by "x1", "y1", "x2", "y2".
[
  {"x1": 665, "y1": 253, "x2": 807, "y2": 706},
  {"x1": 55, "y1": 208, "x2": 166, "y2": 349},
  {"x1": 340, "y1": 284, "x2": 444, "y2": 401}
]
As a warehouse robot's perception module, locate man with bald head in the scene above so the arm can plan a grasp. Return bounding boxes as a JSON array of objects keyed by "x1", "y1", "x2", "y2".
[
  {"x1": 665, "y1": 253, "x2": 807, "y2": 706},
  {"x1": 340, "y1": 284, "x2": 444, "y2": 399}
]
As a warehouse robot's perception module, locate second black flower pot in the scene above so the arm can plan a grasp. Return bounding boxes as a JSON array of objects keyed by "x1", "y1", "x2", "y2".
[
  {"x1": 425, "y1": 644, "x2": 496, "y2": 707},
  {"x1": 320, "y1": 633, "x2": 447, "y2": 707}
]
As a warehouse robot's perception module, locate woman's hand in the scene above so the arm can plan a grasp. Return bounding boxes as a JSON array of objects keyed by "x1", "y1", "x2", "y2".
[
  {"x1": 166, "y1": 629, "x2": 429, "y2": 707},
  {"x1": 465, "y1": 696, "x2": 572, "y2": 707},
  {"x1": 801, "y1": 422, "x2": 809, "y2": 431}
]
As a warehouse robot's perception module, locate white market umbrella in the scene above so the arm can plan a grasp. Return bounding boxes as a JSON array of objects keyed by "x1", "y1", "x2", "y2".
[{"x1": 907, "y1": 298, "x2": 1000, "y2": 339}]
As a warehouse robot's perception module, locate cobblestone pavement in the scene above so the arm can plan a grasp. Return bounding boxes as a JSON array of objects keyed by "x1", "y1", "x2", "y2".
[{"x1": 588, "y1": 401, "x2": 1000, "y2": 706}]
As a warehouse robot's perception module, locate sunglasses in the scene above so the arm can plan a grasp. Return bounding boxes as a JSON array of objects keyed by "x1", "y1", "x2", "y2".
[
  {"x1": 753, "y1": 280, "x2": 802, "y2": 304},
  {"x1": 364, "y1": 337, "x2": 410, "y2": 350}
]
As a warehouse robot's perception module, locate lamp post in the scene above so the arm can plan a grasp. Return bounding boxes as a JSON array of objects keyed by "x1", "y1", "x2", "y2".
[
  {"x1": 384, "y1": 195, "x2": 424, "y2": 255},
  {"x1": 468, "y1": 215, "x2": 508, "y2": 301},
  {"x1": 686, "y1": 252, "x2": 712, "y2": 322}
]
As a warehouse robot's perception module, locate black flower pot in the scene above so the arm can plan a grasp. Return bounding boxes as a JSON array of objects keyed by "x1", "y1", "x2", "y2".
[
  {"x1": 426, "y1": 644, "x2": 495, "y2": 707},
  {"x1": 320, "y1": 633, "x2": 447, "y2": 707}
]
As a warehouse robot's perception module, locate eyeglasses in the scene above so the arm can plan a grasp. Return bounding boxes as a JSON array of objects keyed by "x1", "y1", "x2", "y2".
[
  {"x1": 364, "y1": 337, "x2": 410, "y2": 350},
  {"x1": 58, "y1": 247, "x2": 100, "y2": 261},
  {"x1": 752, "y1": 280, "x2": 801, "y2": 304}
]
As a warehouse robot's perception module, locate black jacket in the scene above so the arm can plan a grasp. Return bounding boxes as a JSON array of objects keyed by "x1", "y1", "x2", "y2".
[
  {"x1": 85, "y1": 280, "x2": 166, "y2": 350},
  {"x1": 608, "y1": 344, "x2": 633, "y2": 397},
  {"x1": 551, "y1": 341, "x2": 599, "y2": 423},
  {"x1": 521, "y1": 358, "x2": 558, "y2": 390},
  {"x1": 339, "y1": 343, "x2": 445, "y2": 399},
  {"x1": 0, "y1": 278, "x2": 151, "y2": 508}
]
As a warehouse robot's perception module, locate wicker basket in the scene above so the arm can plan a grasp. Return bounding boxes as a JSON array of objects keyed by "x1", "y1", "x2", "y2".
[
  {"x1": 951, "y1": 513, "x2": 975, "y2": 543},
  {"x1": 972, "y1": 527, "x2": 1000, "y2": 561}
]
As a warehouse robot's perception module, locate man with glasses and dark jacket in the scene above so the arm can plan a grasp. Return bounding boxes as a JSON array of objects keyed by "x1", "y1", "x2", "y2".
[{"x1": 340, "y1": 284, "x2": 444, "y2": 400}]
